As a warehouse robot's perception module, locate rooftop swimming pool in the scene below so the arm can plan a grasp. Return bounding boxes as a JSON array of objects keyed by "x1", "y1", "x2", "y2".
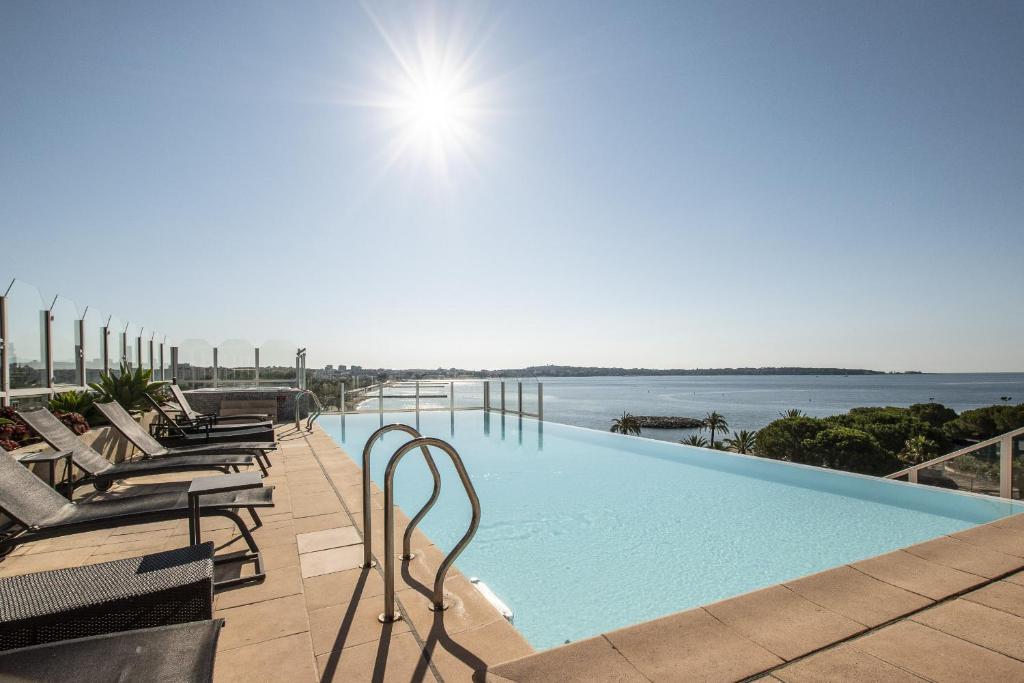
[{"x1": 320, "y1": 411, "x2": 1022, "y2": 649}]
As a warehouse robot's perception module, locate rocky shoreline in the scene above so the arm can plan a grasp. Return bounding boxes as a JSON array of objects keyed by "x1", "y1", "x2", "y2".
[{"x1": 633, "y1": 415, "x2": 703, "y2": 429}]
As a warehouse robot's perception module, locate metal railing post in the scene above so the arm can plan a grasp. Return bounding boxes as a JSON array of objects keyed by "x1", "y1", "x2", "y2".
[
  {"x1": 254, "y1": 347, "x2": 260, "y2": 386},
  {"x1": 137, "y1": 335, "x2": 143, "y2": 370},
  {"x1": 212, "y1": 347, "x2": 219, "y2": 387},
  {"x1": 1000, "y1": 435, "x2": 1013, "y2": 499},
  {"x1": 77, "y1": 318, "x2": 86, "y2": 387},
  {"x1": 450, "y1": 381, "x2": 455, "y2": 411},
  {"x1": 340, "y1": 382, "x2": 345, "y2": 414},
  {"x1": 120, "y1": 331, "x2": 127, "y2": 365},
  {"x1": 415, "y1": 380, "x2": 420, "y2": 412},
  {"x1": 483, "y1": 381, "x2": 490, "y2": 411},
  {"x1": 378, "y1": 383, "x2": 384, "y2": 413},
  {"x1": 44, "y1": 310, "x2": 53, "y2": 391},
  {"x1": 102, "y1": 326, "x2": 110, "y2": 375},
  {"x1": 159, "y1": 343, "x2": 165, "y2": 381},
  {"x1": 148, "y1": 338, "x2": 154, "y2": 373},
  {"x1": 500, "y1": 381, "x2": 506, "y2": 414},
  {"x1": 517, "y1": 381, "x2": 523, "y2": 415},
  {"x1": 538, "y1": 382, "x2": 544, "y2": 420},
  {"x1": 0, "y1": 295, "x2": 8, "y2": 405},
  {"x1": 171, "y1": 346, "x2": 179, "y2": 383}
]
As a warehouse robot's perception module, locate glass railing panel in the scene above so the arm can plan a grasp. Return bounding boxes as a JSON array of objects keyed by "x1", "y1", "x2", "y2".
[
  {"x1": 177, "y1": 338, "x2": 215, "y2": 389},
  {"x1": 918, "y1": 443, "x2": 1001, "y2": 496},
  {"x1": 4, "y1": 280, "x2": 47, "y2": 390},
  {"x1": 82, "y1": 308, "x2": 106, "y2": 384},
  {"x1": 106, "y1": 316, "x2": 124, "y2": 373},
  {"x1": 258, "y1": 339, "x2": 298, "y2": 387},
  {"x1": 520, "y1": 378, "x2": 539, "y2": 415},
  {"x1": 218, "y1": 339, "x2": 256, "y2": 384},
  {"x1": 50, "y1": 295, "x2": 82, "y2": 387}
]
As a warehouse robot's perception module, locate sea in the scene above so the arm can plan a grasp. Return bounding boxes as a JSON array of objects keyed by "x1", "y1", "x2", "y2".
[{"x1": 359, "y1": 373, "x2": 1024, "y2": 443}]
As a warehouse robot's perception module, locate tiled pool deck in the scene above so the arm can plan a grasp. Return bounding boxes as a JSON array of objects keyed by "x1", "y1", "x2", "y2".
[{"x1": 3, "y1": 423, "x2": 1024, "y2": 681}]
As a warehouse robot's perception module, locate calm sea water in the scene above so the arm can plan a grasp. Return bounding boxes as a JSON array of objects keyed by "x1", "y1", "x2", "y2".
[{"x1": 361, "y1": 373, "x2": 1024, "y2": 443}]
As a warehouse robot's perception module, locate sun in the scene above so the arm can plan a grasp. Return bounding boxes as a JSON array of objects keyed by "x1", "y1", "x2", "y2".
[{"x1": 354, "y1": 5, "x2": 494, "y2": 182}]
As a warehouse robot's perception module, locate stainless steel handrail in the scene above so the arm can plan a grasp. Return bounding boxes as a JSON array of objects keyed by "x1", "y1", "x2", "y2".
[
  {"x1": 293, "y1": 389, "x2": 324, "y2": 431},
  {"x1": 379, "y1": 437, "x2": 481, "y2": 623},
  {"x1": 360, "y1": 424, "x2": 441, "y2": 568}
]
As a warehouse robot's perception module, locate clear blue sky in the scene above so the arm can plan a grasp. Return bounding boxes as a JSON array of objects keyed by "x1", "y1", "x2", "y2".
[{"x1": 2, "y1": 1, "x2": 1022, "y2": 372}]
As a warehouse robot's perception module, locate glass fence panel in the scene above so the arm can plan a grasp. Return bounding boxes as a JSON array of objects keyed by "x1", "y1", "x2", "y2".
[
  {"x1": 218, "y1": 339, "x2": 256, "y2": 384},
  {"x1": 454, "y1": 380, "x2": 485, "y2": 409},
  {"x1": 9, "y1": 394, "x2": 48, "y2": 410},
  {"x1": 82, "y1": 308, "x2": 106, "y2": 384},
  {"x1": 5, "y1": 280, "x2": 47, "y2": 390},
  {"x1": 520, "y1": 379, "x2": 539, "y2": 415},
  {"x1": 258, "y1": 339, "x2": 298, "y2": 386},
  {"x1": 50, "y1": 295, "x2": 82, "y2": 387},
  {"x1": 177, "y1": 339, "x2": 215, "y2": 389},
  {"x1": 124, "y1": 322, "x2": 141, "y2": 370},
  {"x1": 919, "y1": 443, "x2": 1001, "y2": 496},
  {"x1": 106, "y1": 316, "x2": 124, "y2": 373}
]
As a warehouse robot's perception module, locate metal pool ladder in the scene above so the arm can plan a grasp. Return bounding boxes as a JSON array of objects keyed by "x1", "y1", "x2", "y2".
[
  {"x1": 359, "y1": 425, "x2": 481, "y2": 623},
  {"x1": 294, "y1": 389, "x2": 323, "y2": 432}
]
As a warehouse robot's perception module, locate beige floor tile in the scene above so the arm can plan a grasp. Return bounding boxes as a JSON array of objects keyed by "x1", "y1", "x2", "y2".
[
  {"x1": 425, "y1": 620, "x2": 534, "y2": 683},
  {"x1": 911, "y1": 599, "x2": 1024, "y2": 661},
  {"x1": 903, "y1": 535, "x2": 1024, "y2": 578},
  {"x1": 853, "y1": 620, "x2": 1024, "y2": 682},
  {"x1": 704, "y1": 585, "x2": 865, "y2": 661},
  {"x1": 216, "y1": 594, "x2": 310, "y2": 651},
  {"x1": 395, "y1": 575, "x2": 504, "y2": 637},
  {"x1": 296, "y1": 525, "x2": 361, "y2": 554},
  {"x1": 303, "y1": 566, "x2": 386, "y2": 613},
  {"x1": 300, "y1": 545, "x2": 364, "y2": 579},
  {"x1": 214, "y1": 632, "x2": 317, "y2": 683},
  {"x1": 852, "y1": 550, "x2": 985, "y2": 600},
  {"x1": 774, "y1": 643, "x2": 925, "y2": 682},
  {"x1": 491, "y1": 635, "x2": 646, "y2": 683},
  {"x1": 316, "y1": 630, "x2": 433, "y2": 683},
  {"x1": 785, "y1": 565, "x2": 931, "y2": 627},
  {"x1": 963, "y1": 579, "x2": 1024, "y2": 618},
  {"x1": 294, "y1": 512, "x2": 352, "y2": 535},
  {"x1": 307, "y1": 594, "x2": 411, "y2": 655},
  {"x1": 952, "y1": 523, "x2": 1024, "y2": 558},
  {"x1": 215, "y1": 564, "x2": 304, "y2": 610},
  {"x1": 0, "y1": 547, "x2": 93, "y2": 577},
  {"x1": 605, "y1": 606, "x2": 784, "y2": 681}
]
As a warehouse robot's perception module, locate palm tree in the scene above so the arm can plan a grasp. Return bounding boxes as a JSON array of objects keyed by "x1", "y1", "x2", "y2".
[
  {"x1": 724, "y1": 429, "x2": 758, "y2": 454},
  {"x1": 702, "y1": 411, "x2": 729, "y2": 445},
  {"x1": 779, "y1": 409, "x2": 804, "y2": 419},
  {"x1": 610, "y1": 412, "x2": 642, "y2": 436},
  {"x1": 680, "y1": 434, "x2": 708, "y2": 447}
]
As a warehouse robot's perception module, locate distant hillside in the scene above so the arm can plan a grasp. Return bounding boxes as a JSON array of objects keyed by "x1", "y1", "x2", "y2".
[{"x1": 486, "y1": 366, "x2": 900, "y2": 377}]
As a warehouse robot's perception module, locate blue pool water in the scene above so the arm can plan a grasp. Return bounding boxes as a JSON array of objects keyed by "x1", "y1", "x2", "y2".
[{"x1": 321, "y1": 411, "x2": 1022, "y2": 649}]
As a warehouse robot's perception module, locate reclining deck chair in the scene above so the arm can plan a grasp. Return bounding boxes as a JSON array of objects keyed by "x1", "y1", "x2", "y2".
[
  {"x1": 17, "y1": 408, "x2": 261, "y2": 493},
  {"x1": 0, "y1": 620, "x2": 222, "y2": 683},
  {"x1": 94, "y1": 401, "x2": 274, "y2": 473},
  {"x1": 171, "y1": 384, "x2": 271, "y2": 425},
  {"x1": 0, "y1": 450, "x2": 273, "y2": 585},
  {"x1": 146, "y1": 395, "x2": 274, "y2": 445}
]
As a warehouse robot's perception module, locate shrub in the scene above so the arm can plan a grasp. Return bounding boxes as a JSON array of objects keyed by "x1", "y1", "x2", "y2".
[
  {"x1": 802, "y1": 426, "x2": 895, "y2": 475},
  {"x1": 89, "y1": 361, "x2": 168, "y2": 413},
  {"x1": 755, "y1": 416, "x2": 827, "y2": 464},
  {"x1": 49, "y1": 390, "x2": 97, "y2": 420},
  {"x1": 908, "y1": 402, "x2": 957, "y2": 429},
  {"x1": 53, "y1": 410, "x2": 89, "y2": 435}
]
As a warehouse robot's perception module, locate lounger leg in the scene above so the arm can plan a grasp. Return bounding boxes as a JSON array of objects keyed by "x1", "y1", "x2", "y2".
[
  {"x1": 207, "y1": 509, "x2": 264, "y2": 588},
  {"x1": 247, "y1": 506, "x2": 262, "y2": 527},
  {"x1": 230, "y1": 465, "x2": 241, "y2": 473},
  {"x1": 255, "y1": 457, "x2": 268, "y2": 478}
]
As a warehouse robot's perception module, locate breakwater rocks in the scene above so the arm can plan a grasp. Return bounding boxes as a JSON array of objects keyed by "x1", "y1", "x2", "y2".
[{"x1": 633, "y1": 416, "x2": 703, "y2": 429}]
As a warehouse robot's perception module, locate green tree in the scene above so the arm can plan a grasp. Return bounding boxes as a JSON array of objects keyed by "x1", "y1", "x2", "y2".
[
  {"x1": 756, "y1": 416, "x2": 826, "y2": 464},
  {"x1": 610, "y1": 412, "x2": 642, "y2": 436},
  {"x1": 899, "y1": 434, "x2": 940, "y2": 466},
  {"x1": 802, "y1": 426, "x2": 895, "y2": 475},
  {"x1": 943, "y1": 404, "x2": 1024, "y2": 441},
  {"x1": 907, "y1": 403, "x2": 957, "y2": 429},
  {"x1": 680, "y1": 434, "x2": 708, "y2": 447},
  {"x1": 779, "y1": 409, "x2": 805, "y2": 419},
  {"x1": 724, "y1": 429, "x2": 758, "y2": 454},
  {"x1": 702, "y1": 411, "x2": 729, "y2": 445}
]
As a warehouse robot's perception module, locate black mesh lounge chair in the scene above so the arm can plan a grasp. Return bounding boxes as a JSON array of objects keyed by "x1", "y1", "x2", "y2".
[
  {"x1": 0, "y1": 543, "x2": 214, "y2": 650},
  {"x1": 171, "y1": 384, "x2": 271, "y2": 424},
  {"x1": 0, "y1": 450, "x2": 273, "y2": 585},
  {"x1": 146, "y1": 395, "x2": 274, "y2": 445},
  {"x1": 18, "y1": 408, "x2": 262, "y2": 493},
  {"x1": 0, "y1": 620, "x2": 222, "y2": 683},
  {"x1": 94, "y1": 401, "x2": 275, "y2": 474}
]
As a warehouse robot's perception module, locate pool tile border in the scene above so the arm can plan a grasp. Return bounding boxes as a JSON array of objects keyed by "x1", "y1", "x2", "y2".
[{"x1": 489, "y1": 512, "x2": 1024, "y2": 682}]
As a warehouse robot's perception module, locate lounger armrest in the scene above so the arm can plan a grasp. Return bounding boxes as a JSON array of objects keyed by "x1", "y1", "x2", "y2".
[
  {"x1": 187, "y1": 471, "x2": 263, "y2": 496},
  {"x1": 18, "y1": 449, "x2": 73, "y2": 464}
]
